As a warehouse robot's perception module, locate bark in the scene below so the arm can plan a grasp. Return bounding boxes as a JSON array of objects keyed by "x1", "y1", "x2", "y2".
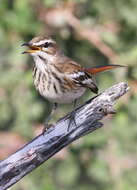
[{"x1": 0, "y1": 82, "x2": 129, "y2": 190}]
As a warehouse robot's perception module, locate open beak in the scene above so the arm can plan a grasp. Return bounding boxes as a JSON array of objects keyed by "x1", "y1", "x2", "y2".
[{"x1": 21, "y1": 43, "x2": 41, "y2": 54}]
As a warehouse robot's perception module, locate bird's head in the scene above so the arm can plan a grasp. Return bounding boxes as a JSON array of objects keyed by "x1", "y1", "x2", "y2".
[{"x1": 22, "y1": 36, "x2": 58, "y2": 59}]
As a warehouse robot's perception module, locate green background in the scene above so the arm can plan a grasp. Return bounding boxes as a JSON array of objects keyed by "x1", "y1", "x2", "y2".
[{"x1": 0, "y1": 0, "x2": 137, "y2": 190}]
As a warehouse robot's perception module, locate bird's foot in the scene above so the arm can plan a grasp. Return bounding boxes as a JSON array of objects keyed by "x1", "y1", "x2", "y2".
[
  {"x1": 42, "y1": 123, "x2": 54, "y2": 134},
  {"x1": 67, "y1": 111, "x2": 77, "y2": 132}
]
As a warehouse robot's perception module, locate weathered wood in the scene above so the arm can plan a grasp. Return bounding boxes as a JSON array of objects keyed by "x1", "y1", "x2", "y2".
[{"x1": 0, "y1": 82, "x2": 129, "y2": 190}]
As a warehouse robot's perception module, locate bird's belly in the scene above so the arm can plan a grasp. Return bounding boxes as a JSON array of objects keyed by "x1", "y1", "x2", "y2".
[
  {"x1": 33, "y1": 69, "x2": 86, "y2": 103},
  {"x1": 40, "y1": 86, "x2": 86, "y2": 104}
]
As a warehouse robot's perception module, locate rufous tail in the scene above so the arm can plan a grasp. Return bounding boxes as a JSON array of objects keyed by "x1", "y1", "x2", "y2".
[{"x1": 85, "y1": 64, "x2": 125, "y2": 75}]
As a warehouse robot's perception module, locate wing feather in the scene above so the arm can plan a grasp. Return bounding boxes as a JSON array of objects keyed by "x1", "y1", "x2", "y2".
[{"x1": 55, "y1": 58, "x2": 98, "y2": 93}]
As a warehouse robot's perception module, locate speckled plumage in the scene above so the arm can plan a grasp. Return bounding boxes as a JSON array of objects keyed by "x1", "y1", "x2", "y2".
[{"x1": 22, "y1": 36, "x2": 123, "y2": 104}]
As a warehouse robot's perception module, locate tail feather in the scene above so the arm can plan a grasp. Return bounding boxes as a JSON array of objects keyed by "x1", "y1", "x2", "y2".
[{"x1": 85, "y1": 64, "x2": 125, "y2": 75}]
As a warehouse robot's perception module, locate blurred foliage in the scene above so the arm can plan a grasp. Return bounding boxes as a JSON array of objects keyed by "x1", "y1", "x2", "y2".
[{"x1": 0, "y1": 0, "x2": 137, "y2": 190}]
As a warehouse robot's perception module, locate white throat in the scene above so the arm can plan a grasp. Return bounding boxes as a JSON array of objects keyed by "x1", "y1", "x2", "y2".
[
  {"x1": 32, "y1": 53, "x2": 55, "y2": 73},
  {"x1": 33, "y1": 55, "x2": 47, "y2": 73}
]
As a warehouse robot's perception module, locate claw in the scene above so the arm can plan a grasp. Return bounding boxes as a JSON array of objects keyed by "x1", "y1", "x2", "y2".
[
  {"x1": 67, "y1": 111, "x2": 77, "y2": 131},
  {"x1": 42, "y1": 123, "x2": 53, "y2": 134}
]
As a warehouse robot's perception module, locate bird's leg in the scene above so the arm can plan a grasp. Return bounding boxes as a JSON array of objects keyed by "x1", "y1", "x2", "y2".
[
  {"x1": 67, "y1": 99, "x2": 78, "y2": 131},
  {"x1": 43, "y1": 103, "x2": 58, "y2": 133}
]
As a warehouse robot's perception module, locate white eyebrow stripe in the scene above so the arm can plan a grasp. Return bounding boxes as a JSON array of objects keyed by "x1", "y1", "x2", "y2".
[{"x1": 32, "y1": 39, "x2": 55, "y2": 46}]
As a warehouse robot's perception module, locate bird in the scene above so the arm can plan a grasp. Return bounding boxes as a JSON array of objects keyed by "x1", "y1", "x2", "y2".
[{"x1": 22, "y1": 36, "x2": 124, "y2": 132}]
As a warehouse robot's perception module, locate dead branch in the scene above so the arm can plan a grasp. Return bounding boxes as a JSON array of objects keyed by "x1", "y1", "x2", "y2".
[{"x1": 0, "y1": 82, "x2": 129, "y2": 190}]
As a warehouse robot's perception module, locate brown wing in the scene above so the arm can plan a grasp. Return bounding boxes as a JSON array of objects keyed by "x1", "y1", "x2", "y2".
[
  {"x1": 55, "y1": 58, "x2": 98, "y2": 93},
  {"x1": 55, "y1": 57, "x2": 82, "y2": 73}
]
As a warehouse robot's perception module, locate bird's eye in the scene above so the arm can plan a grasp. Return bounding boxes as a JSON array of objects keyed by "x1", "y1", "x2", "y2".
[{"x1": 43, "y1": 42, "x2": 50, "y2": 48}]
